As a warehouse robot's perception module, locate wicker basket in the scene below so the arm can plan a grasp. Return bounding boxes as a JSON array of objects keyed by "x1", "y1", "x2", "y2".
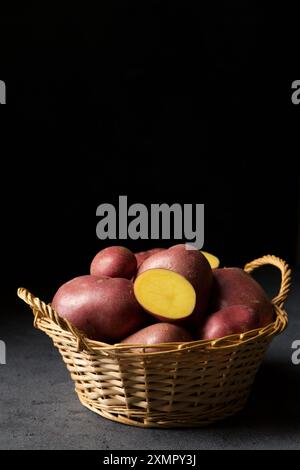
[{"x1": 17, "y1": 255, "x2": 291, "y2": 428}]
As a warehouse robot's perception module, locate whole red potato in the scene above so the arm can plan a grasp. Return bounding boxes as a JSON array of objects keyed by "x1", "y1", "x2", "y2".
[
  {"x1": 90, "y1": 246, "x2": 137, "y2": 279},
  {"x1": 199, "y1": 304, "x2": 260, "y2": 340},
  {"x1": 52, "y1": 275, "x2": 145, "y2": 342},
  {"x1": 210, "y1": 268, "x2": 274, "y2": 327},
  {"x1": 122, "y1": 322, "x2": 193, "y2": 352}
]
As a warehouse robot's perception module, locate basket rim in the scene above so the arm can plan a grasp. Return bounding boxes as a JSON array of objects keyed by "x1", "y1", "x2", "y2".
[{"x1": 17, "y1": 254, "x2": 291, "y2": 354}]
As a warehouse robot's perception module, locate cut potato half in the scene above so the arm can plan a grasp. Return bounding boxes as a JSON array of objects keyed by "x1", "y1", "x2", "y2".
[
  {"x1": 134, "y1": 268, "x2": 196, "y2": 321},
  {"x1": 201, "y1": 251, "x2": 220, "y2": 269}
]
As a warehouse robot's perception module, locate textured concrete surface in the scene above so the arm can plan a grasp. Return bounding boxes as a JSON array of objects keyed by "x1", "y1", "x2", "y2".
[{"x1": 1, "y1": 270, "x2": 300, "y2": 450}]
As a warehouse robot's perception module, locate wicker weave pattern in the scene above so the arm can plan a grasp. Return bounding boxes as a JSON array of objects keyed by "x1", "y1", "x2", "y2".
[{"x1": 17, "y1": 255, "x2": 291, "y2": 427}]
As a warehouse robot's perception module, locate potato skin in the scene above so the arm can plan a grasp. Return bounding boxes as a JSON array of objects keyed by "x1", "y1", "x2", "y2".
[
  {"x1": 121, "y1": 322, "x2": 193, "y2": 350},
  {"x1": 198, "y1": 305, "x2": 260, "y2": 340},
  {"x1": 52, "y1": 275, "x2": 145, "y2": 342},
  {"x1": 210, "y1": 268, "x2": 274, "y2": 327},
  {"x1": 135, "y1": 248, "x2": 165, "y2": 269},
  {"x1": 90, "y1": 246, "x2": 137, "y2": 279},
  {"x1": 137, "y1": 244, "x2": 212, "y2": 320}
]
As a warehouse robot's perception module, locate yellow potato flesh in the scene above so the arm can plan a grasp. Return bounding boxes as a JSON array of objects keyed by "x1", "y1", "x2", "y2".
[
  {"x1": 134, "y1": 269, "x2": 196, "y2": 320},
  {"x1": 201, "y1": 251, "x2": 220, "y2": 269}
]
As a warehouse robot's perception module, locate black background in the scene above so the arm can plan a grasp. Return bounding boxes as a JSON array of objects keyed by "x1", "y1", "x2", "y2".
[{"x1": 1, "y1": 2, "x2": 299, "y2": 300}]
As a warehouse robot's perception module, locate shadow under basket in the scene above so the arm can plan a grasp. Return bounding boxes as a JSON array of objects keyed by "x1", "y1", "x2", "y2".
[{"x1": 17, "y1": 255, "x2": 291, "y2": 428}]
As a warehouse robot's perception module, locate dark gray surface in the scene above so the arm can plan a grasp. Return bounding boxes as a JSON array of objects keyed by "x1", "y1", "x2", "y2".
[{"x1": 1, "y1": 271, "x2": 300, "y2": 450}]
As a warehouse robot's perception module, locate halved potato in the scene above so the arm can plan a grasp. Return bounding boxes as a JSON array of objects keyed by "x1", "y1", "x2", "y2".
[{"x1": 134, "y1": 268, "x2": 196, "y2": 322}]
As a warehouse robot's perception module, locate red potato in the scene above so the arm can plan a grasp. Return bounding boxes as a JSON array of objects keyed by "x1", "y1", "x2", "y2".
[
  {"x1": 52, "y1": 275, "x2": 145, "y2": 342},
  {"x1": 135, "y1": 248, "x2": 165, "y2": 269},
  {"x1": 122, "y1": 322, "x2": 193, "y2": 351},
  {"x1": 210, "y1": 268, "x2": 274, "y2": 327},
  {"x1": 199, "y1": 305, "x2": 260, "y2": 340},
  {"x1": 137, "y1": 244, "x2": 213, "y2": 321},
  {"x1": 90, "y1": 246, "x2": 137, "y2": 279},
  {"x1": 135, "y1": 251, "x2": 148, "y2": 269}
]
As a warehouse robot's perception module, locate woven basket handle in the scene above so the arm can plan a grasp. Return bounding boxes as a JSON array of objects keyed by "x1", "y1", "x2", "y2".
[
  {"x1": 17, "y1": 287, "x2": 91, "y2": 351},
  {"x1": 244, "y1": 255, "x2": 291, "y2": 308}
]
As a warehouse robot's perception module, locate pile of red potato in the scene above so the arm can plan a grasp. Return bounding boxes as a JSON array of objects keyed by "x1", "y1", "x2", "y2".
[{"x1": 52, "y1": 245, "x2": 274, "y2": 346}]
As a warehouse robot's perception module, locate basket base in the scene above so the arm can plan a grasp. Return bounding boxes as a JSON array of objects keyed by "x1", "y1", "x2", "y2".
[{"x1": 77, "y1": 392, "x2": 249, "y2": 429}]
